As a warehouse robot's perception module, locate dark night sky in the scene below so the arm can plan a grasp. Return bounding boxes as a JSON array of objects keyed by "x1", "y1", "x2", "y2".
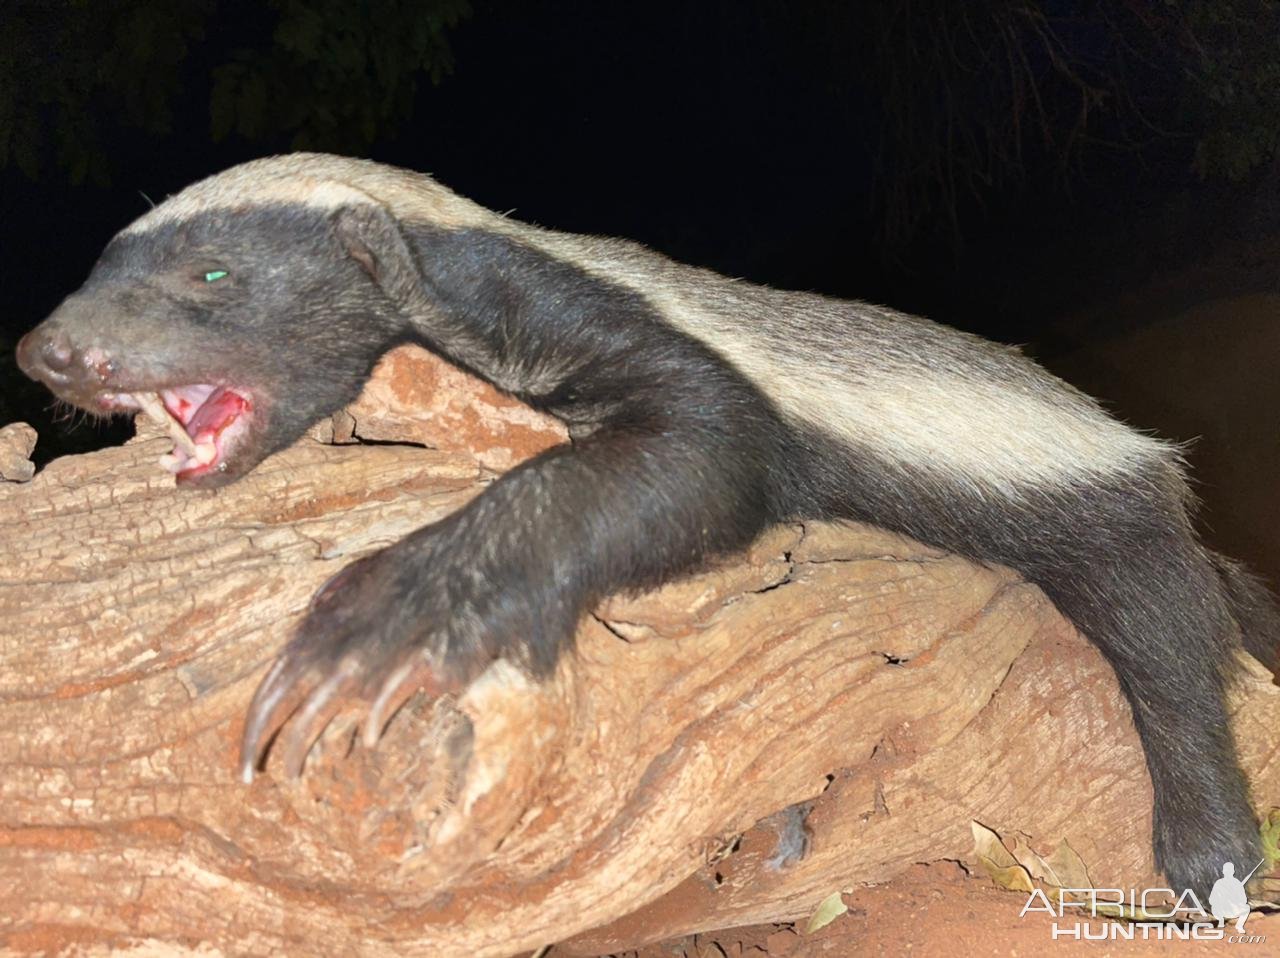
[
  {"x1": 2, "y1": 5, "x2": 879, "y2": 323},
  {"x1": 2, "y1": 1, "x2": 1277, "y2": 463},
  {"x1": 2, "y1": 3, "x2": 1236, "y2": 330}
]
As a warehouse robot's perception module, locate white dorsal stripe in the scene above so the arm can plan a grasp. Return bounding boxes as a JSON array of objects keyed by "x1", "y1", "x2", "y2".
[
  {"x1": 122, "y1": 153, "x2": 495, "y2": 236},
  {"x1": 515, "y1": 229, "x2": 1173, "y2": 495}
]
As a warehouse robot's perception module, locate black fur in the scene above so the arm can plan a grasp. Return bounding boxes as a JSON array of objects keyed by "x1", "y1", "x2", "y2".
[{"x1": 17, "y1": 192, "x2": 1277, "y2": 900}]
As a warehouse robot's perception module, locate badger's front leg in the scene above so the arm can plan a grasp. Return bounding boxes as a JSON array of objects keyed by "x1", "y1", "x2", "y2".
[{"x1": 239, "y1": 404, "x2": 777, "y2": 780}]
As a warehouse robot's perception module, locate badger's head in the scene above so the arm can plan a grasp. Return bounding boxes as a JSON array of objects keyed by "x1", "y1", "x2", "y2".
[{"x1": 16, "y1": 155, "x2": 443, "y2": 487}]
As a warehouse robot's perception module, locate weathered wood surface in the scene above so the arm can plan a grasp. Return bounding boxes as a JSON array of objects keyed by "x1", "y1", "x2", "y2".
[{"x1": 1, "y1": 345, "x2": 1277, "y2": 957}]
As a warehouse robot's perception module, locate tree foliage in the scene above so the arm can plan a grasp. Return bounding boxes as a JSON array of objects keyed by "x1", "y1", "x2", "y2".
[
  {"x1": 1179, "y1": 0, "x2": 1280, "y2": 181},
  {"x1": 209, "y1": 0, "x2": 470, "y2": 151},
  {"x1": 0, "y1": 1, "x2": 1276, "y2": 244},
  {"x1": 0, "y1": 0, "x2": 469, "y2": 184},
  {"x1": 852, "y1": 0, "x2": 1280, "y2": 245},
  {"x1": 0, "y1": 0, "x2": 214, "y2": 183}
]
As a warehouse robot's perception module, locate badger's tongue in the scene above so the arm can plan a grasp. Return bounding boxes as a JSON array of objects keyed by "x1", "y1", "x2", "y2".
[{"x1": 185, "y1": 387, "x2": 248, "y2": 442}]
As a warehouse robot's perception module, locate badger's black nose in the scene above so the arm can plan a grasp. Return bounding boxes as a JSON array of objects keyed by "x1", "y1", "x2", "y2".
[{"x1": 16, "y1": 328, "x2": 75, "y2": 385}]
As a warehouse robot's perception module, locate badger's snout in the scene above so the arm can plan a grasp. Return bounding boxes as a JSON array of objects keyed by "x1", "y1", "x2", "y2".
[
  {"x1": 16, "y1": 327, "x2": 74, "y2": 384},
  {"x1": 17, "y1": 323, "x2": 121, "y2": 407}
]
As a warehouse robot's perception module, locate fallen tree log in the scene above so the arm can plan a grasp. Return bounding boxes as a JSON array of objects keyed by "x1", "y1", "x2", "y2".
[{"x1": 1, "y1": 345, "x2": 1277, "y2": 957}]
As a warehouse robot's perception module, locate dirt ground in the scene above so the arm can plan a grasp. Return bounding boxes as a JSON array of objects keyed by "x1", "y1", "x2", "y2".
[{"x1": 552, "y1": 863, "x2": 1278, "y2": 957}]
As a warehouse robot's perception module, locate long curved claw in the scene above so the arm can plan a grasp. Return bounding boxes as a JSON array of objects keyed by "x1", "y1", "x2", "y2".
[
  {"x1": 237, "y1": 547, "x2": 478, "y2": 781},
  {"x1": 241, "y1": 643, "x2": 452, "y2": 780},
  {"x1": 360, "y1": 656, "x2": 443, "y2": 749},
  {"x1": 241, "y1": 656, "x2": 304, "y2": 782},
  {"x1": 280, "y1": 659, "x2": 363, "y2": 777},
  {"x1": 239, "y1": 653, "x2": 333, "y2": 782}
]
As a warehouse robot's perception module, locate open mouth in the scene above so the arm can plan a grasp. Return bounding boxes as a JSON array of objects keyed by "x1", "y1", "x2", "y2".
[{"x1": 125, "y1": 386, "x2": 253, "y2": 480}]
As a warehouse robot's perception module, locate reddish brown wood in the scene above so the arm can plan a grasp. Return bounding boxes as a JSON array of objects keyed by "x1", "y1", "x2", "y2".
[{"x1": 2, "y1": 345, "x2": 1277, "y2": 956}]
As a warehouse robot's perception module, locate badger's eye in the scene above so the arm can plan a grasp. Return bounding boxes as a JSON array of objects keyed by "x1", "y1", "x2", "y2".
[{"x1": 203, "y1": 269, "x2": 230, "y2": 283}]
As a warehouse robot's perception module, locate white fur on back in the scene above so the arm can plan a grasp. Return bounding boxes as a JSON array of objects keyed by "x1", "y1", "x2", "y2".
[
  {"x1": 122, "y1": 153, "x2": 495, "y2": 236},
  {"x1": 523, "y1": 231, "x2": 1173, "y2": 497}
]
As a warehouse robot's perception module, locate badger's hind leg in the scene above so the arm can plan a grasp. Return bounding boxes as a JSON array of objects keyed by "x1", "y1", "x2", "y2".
[
  {"x1": 785, "y1": 429, "x2": 1272, "y2": 899},
  {"x1": 1026, "y1": 474, "x2": 1270, "y2": 899}
]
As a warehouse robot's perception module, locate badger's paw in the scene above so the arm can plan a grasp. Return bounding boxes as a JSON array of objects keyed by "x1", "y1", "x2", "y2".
[
  {"x1": 238, "y1": 546, "x2": 512, "y2": 783},
  {"x1": 1153, "y1": 793, "x2": 1267, "y2": 906}
]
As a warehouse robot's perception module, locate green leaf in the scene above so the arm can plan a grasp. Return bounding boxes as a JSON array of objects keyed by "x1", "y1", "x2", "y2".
[{"x1": 804, "y1": 891, "x2": 848, "y2": 934}]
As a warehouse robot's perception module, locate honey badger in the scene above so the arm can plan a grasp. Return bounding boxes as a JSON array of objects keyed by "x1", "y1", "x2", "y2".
[{"x1": 16, "y1": 153, "x2": 1279, "y2": 897}]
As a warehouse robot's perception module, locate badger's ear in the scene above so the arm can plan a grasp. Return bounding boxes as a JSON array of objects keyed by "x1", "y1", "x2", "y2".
[{"x1": 330, "y1": 203, "x2": 421, "y2": 298}]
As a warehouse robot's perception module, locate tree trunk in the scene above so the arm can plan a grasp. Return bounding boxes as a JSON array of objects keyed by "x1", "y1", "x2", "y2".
[{"x1": 2, "y1": 346, "x2": 1277, "y2": 957}]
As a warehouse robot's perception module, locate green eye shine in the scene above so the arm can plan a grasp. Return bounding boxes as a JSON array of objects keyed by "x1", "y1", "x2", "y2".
[{"x1": 203, "y1": 269, "x2": 229, "y2": 283}]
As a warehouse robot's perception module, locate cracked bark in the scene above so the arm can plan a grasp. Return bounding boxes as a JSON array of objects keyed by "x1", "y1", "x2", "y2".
[{"x1": 2, "y1": 344, "x2": 1279, "y2": 958}]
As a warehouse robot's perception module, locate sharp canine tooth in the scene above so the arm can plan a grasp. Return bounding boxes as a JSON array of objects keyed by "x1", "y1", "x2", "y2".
[
  {"x1": 195, "y1": 441, "x2": 218, "y2": 465},
  {"x1": 134, "y1": 391, "x2": 200, "y2": 456},
  {"x1": 159, "y1": 453, "x2": 182, "y2": 473}
]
